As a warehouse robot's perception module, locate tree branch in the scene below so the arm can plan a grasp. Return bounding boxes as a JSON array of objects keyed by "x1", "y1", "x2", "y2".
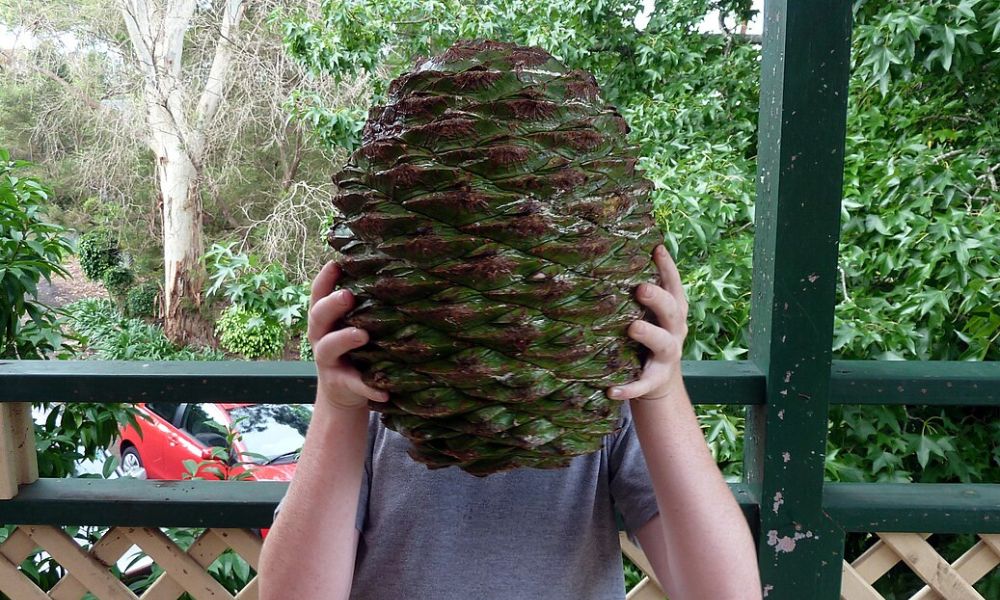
[
  {"x1": 0, "y1": 50, "x2": 104, "y2": 112},
  {"x1": 119, "y1": 0, "x2": 157, "y2": 79},
  {"x1": 195, "y1": 0, "x2": 245, "y2": 132},
  {"x1": 162, "y1": 0, "x2": 198, "y2": 80}
]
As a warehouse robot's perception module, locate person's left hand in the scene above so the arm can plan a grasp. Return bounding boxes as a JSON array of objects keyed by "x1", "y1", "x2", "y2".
[{"x1": 608, "y1": 244, "x2": 689, "y2": 402}]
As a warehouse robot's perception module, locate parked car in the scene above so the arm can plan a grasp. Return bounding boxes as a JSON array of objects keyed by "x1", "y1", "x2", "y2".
[{"x1": 117, "y1": 402, "x2": 312, "y2": 482}]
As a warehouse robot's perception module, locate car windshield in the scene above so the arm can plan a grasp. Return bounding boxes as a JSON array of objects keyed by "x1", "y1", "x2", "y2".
[{"x1": 227, "y1": 404, "x2": 313, "y2": 463}]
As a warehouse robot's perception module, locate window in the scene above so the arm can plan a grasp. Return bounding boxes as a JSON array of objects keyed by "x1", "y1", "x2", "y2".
[
  {"x1": 182, "y1": 404, "x2": 228, "y2": 447},
  {"x1": 145, "y1": 402, "x2": 179, "y2": 423}
]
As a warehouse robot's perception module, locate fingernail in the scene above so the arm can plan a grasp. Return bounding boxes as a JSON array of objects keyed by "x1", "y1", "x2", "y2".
[
  {"x1": 609, "y1": 387, "x2": 623, "y2": 398},
  {"x1": 351, "y1": 328, "x2": 366, "y2": 343},
  {"x1": 335, "y1": 290, "x2": 349, "y2": 303},
  {"x1": 639, "y1": 284, "x2": 653, "y2": 299}
]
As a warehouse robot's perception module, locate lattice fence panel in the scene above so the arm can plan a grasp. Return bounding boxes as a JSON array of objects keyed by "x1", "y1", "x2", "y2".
[
  {"x1": 0, "y1": 526, "x2": 261, "y2": 600},
  {"x1": 620, "y1": 532, "x2": 665, "y2": 600},
  {"x1": 841, "y1": 533, "x2": 1000, "y2": 600}
]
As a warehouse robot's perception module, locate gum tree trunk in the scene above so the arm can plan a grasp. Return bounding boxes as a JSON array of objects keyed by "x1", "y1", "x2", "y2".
[
  {"x1": 157, "y1": 147, "x2": 203, "y2": 341},
  {"x1": 119, "y1": 0, "x2": 244, "y2": 343}
]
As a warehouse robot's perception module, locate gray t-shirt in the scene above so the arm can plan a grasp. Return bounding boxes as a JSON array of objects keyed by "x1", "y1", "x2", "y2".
[{"x1": 347, "y1": 404, "x2": 659, "y2": 600}]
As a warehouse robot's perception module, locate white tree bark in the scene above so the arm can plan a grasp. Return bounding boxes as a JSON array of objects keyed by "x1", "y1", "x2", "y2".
[{"x1": 118, "y1": 0, "x2": 244, "y2": 341}]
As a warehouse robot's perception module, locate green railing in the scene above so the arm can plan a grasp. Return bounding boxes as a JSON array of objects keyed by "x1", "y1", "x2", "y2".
[{"x1": 1, "y1": 1, "x2": 999, "y2": 599}]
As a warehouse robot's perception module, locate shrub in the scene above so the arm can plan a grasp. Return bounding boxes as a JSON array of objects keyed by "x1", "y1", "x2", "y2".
[
  {"x1": 298, "y1": 335, "x2": 314, "y2": 362},
  {"x1": 203, "y1": 243, "x2": 309, "y2": 357},
  {"x1": 204, "y1": 242, "x2": 310, "y2": 331},
  {"x1": 215, "y1": 305, "x2": 286, "y2": 359},
  {"x1": 0, "y1": 148, "x2": 73, "y2": 358},
  {"x1": 77, "y1": 228, "x2": 121, "y2": 281},
  {"x1": 102, "y1": 265, "x2": 134, "y2": 299},
  {"x1": 64, "y1": 298, "x2": 224, "y2": 361},
  {"x1": 79, "y1": 196, "x2": 122, "y2": 225},
  {"x1": 126, "y1": 281, "x2": 160, "y2": 318}
]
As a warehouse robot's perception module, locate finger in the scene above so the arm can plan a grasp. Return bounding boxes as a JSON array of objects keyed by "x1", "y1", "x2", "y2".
[
  {"x1": 628, "y1": 320, "x2": 680, "y2": 359},
  {"x1": 310, "y1": 261, "x2": 341, "y2": 308},
  {"x1": 608, "y1": 377, "x2": 655, "y2": 401},
  {"x1": 635, "y1": 284, "x2": 680, "y2": 330},
  {"x1": 308, "y1": 289, "x2": 354, "y2": 343},
  {"x1": 344, "y1": 376, "x2": 389, "y2": 403},
  {"x1": 653, "y1": 245, "x2": 686, "y2": 307},
  {"x1": 312, "y1": 326, "x2": 367, "y2": 364}
]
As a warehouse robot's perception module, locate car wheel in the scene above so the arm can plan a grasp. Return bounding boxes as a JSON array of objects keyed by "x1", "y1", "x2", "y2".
[{"x1": 118, "y1": 446, "x2": 146, "y2": 478}]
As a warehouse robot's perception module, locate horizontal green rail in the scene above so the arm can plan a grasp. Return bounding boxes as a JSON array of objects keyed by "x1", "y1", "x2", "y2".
[
  {"x1": 1, "y1": 360, "x2": 998, "y2": 406},
  {"x1": 0, "y1": 478, "x2": 760, "y2": 529},
  {"x1": 0, "y1": 479, "x2": 287, "y2": 528},
  {"x1": 828, "y1": 361, "x2": 1000, "y2": 406},
  {"x1": 3, "y1": 479, "x2": 997, "y2": 535},
  {"x1": 824, "y1": 483, "x2": 1000, "y2": 534},
  {"x1": 0, "y1": 359, "x2": 765, "y2": 405}
]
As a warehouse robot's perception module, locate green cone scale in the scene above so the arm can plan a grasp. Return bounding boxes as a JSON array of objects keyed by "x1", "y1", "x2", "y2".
[{"x1": 329, "y1": 40, "x2": 661, "y2": 475}]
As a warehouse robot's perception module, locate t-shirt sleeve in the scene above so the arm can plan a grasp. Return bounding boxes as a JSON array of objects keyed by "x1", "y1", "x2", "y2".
[
  {"x1": 607, "y1": 403, "x2": 659, "y2": 542},
  {"x1": 273, "y1": 413, "x2": 375, "y2": 532},
  {"x1": 355, "y1": 414, "x2": 375, "y2": 530}
]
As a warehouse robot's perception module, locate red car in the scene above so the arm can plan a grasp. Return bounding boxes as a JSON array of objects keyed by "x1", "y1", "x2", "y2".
[{"x1": 118, "y1": 402, "x2": 312, "y2": 482}]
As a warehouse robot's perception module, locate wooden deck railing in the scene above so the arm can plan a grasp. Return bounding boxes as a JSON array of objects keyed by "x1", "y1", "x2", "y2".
[{"x1": 1, "y1": 360, "x2": 998, "y2": 599}]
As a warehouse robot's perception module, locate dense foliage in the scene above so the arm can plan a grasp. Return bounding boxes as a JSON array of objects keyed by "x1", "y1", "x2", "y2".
[
  {"x1": 204, "y1": 242, "x2": 311, "y2": 357},
  {"x1": 77, "y1": 228, "x2": 122, "y2": 281},
  {"x1": 125, "y1": 280, "x2": 160, "y2": 318},
  {"x1": 839, "y1": 0, "x2": 1000, "y2": 361},
  {"x1": 0, "y1": 149, "x2": 73, "y2": 358},
  {"x1": 102, "y1": 264, "x2": 135, "y2": 302},
  {"x1": 216, "y1": 305, "x2": 287, "y2": 359}
]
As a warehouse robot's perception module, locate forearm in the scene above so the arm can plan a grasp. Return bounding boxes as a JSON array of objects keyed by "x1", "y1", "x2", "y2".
[
  {"x1": 631, "y1": 378, "x2": 761, "y2": 599},
  {"x1": 259, "y1": 392, "x2": 368, "y2": 600}
]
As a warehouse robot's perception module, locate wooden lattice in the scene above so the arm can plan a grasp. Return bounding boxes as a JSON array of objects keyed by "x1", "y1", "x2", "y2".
[
  {"x1": 620, "y1": 532, "x2": 665, "y2": 600},
  {"x1": 0, "y1": 526, "x2": 262, "y2": 600},
  {"x1": 841, "y1": 533, "x2": 1000, "y2": 600}
]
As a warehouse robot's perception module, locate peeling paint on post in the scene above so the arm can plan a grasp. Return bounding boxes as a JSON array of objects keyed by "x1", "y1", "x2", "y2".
[{"x1": 744, "y1": 1, "x2": 853, "y2": 598}]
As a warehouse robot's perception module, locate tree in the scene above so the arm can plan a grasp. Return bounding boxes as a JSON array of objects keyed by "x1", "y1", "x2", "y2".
[
  {"x1": 1, "y1": 0, "x2": 357, "y2": 340},
  {"x1": 116, "y1": 0, "x2": 245, "y2": 340}
]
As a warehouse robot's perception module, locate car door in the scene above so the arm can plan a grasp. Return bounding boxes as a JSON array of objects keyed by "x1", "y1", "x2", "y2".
[
  {"x1": 137, "y1": 402, "x2": 183, "y2": 479},
  {"x1": 160, "y1": 404, "x2": 230, "y2": 480}
]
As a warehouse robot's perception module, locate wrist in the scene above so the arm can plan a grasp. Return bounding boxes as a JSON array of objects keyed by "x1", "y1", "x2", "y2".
[
  {"x1": 315, "y1": 374, "x2": 372, "y2": 411},
  {"x1": 630, "y1": 369, "x2": 687, "y2": 406},
  {"x1": 314, "y1": 388, "x2": 370, "y2": 420}
]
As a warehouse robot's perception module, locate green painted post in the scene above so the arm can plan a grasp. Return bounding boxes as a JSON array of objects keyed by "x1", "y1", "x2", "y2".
[{"x1": 744, "y1": 2, "x2": 853, "y2": 598}]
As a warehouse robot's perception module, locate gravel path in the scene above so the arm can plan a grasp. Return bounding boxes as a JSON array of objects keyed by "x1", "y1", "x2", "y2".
[{"x1": 37, "y1": 257, "x2": 108, "y2": 308}]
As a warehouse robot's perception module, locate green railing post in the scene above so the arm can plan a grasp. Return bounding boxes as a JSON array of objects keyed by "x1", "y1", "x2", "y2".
[{"x1": 744, "y1": 1, "x2": 853, "y2": 598}]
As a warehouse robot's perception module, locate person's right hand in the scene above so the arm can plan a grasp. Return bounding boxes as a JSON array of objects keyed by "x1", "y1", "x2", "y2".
[{"x1": 307, "y1": 261, "x2": 389, "y2": 410}]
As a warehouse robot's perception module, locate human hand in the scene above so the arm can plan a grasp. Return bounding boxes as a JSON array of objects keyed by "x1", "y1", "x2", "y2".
[
  {"x1": 307, "y1": 261, "x2": 389, "y2": 410},
  {"x1": 608, "y1": 245, "x2": 690, "y2": 402}
]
